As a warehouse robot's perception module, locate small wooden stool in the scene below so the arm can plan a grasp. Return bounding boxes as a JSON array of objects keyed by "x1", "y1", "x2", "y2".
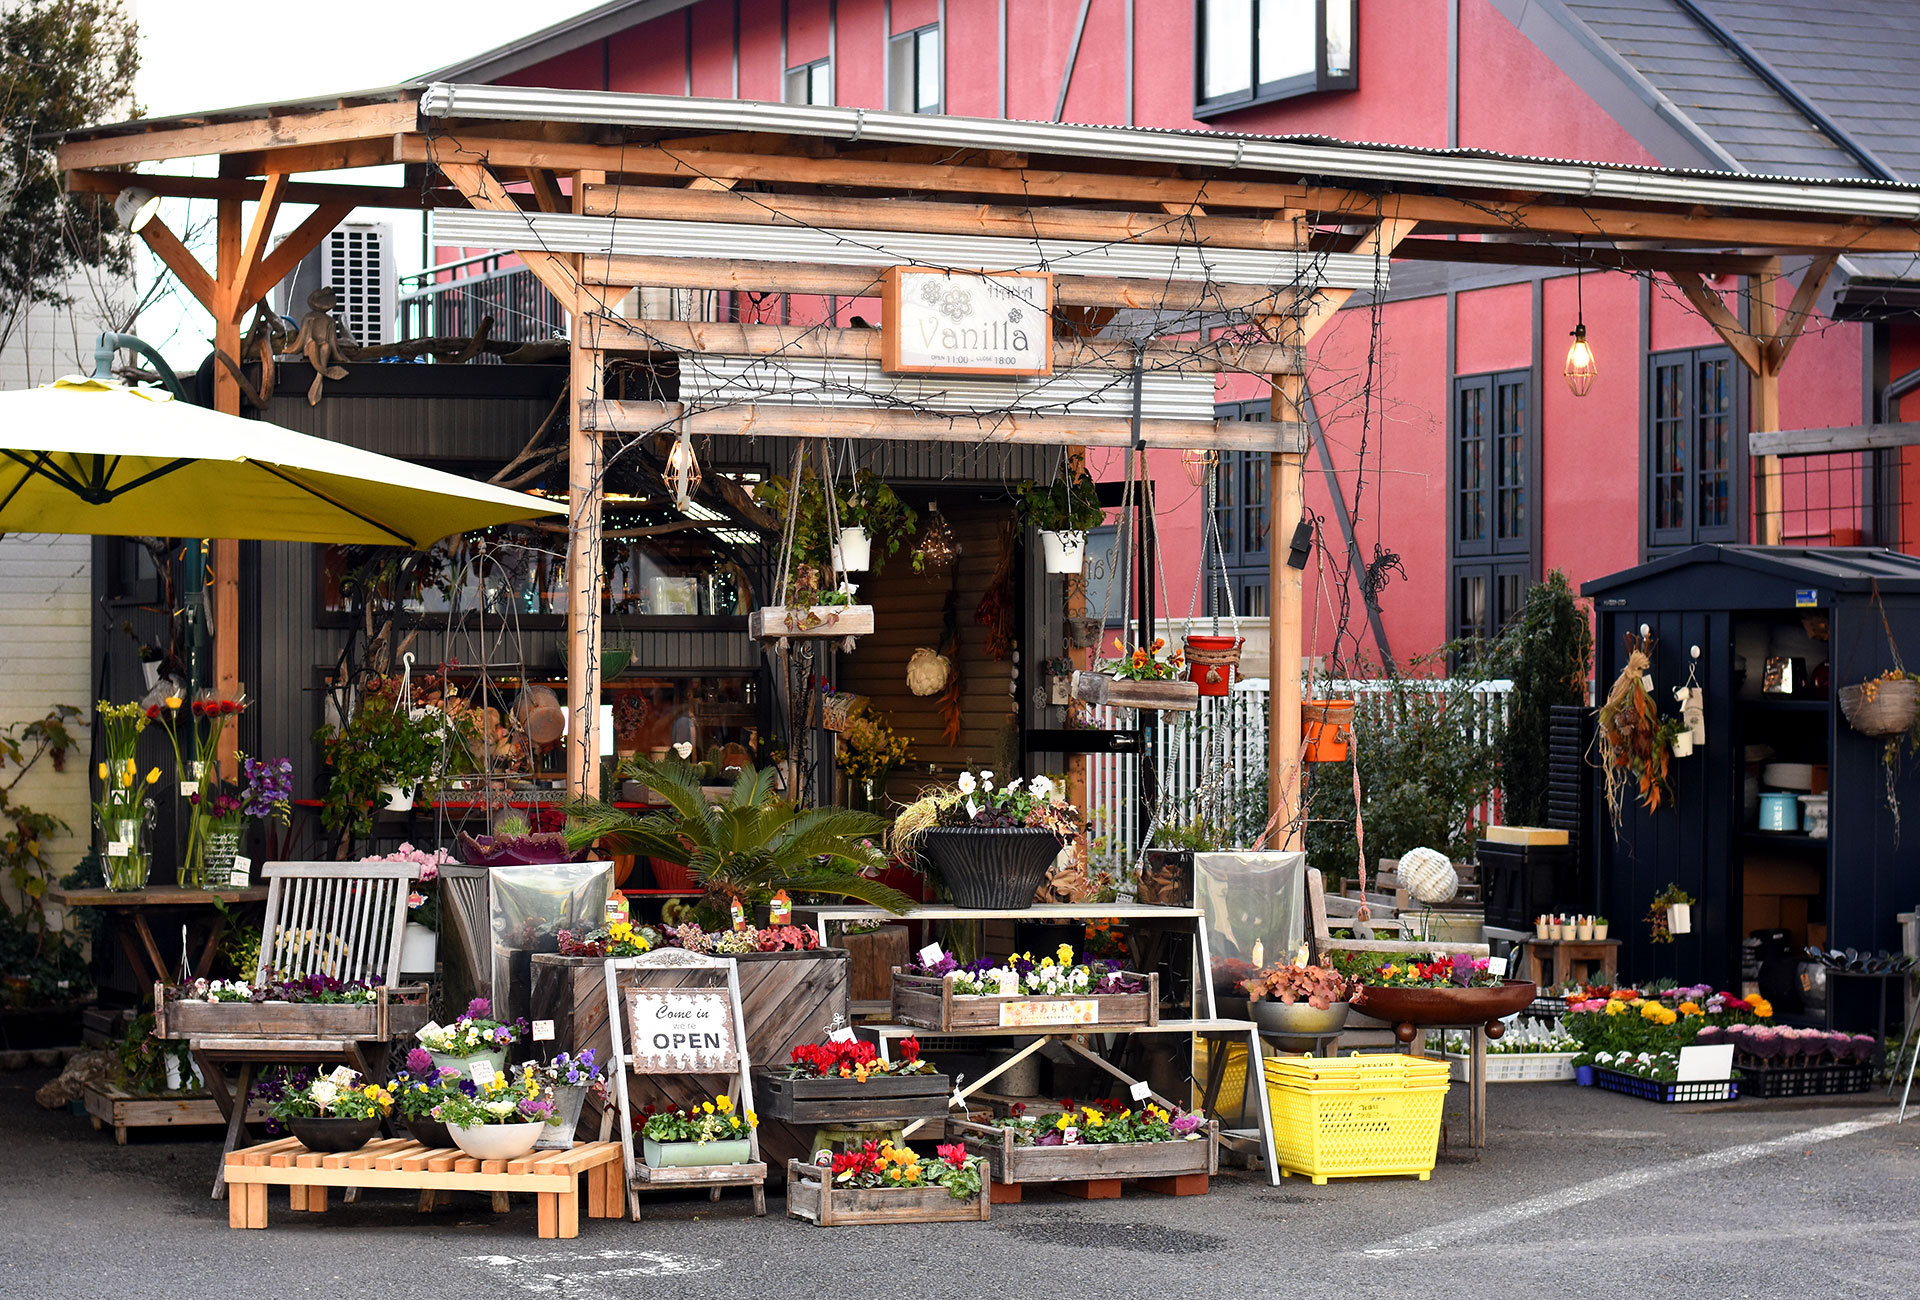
[{"x1": 1527, "y1": 938, "x2": 1621, "y2": 989}]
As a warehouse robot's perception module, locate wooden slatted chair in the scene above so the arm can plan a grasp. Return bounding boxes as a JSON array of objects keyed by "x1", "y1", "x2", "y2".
[{"x1": 175, "y1": 862, "x2": 423, "y2": 1198}]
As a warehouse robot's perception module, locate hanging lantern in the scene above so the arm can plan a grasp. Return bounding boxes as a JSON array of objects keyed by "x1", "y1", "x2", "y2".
[
  {"x1": 1181, "y1": 447, "x2": 1219, "y2": 487},
  {"x1": 1564, "y1": 262, "x2": 1597, "y2": 397},
  {"x1": 666, "y1": 428, "x2": 701, "y2": 508},
  {"x1": 911, "y1": 501, "x2": 959, "y2": 574}
]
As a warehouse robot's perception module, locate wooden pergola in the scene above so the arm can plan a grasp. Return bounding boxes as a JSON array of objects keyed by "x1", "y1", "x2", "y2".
[{"x1": 59, "y1": 85, "x2": 1920, "y2": 843}]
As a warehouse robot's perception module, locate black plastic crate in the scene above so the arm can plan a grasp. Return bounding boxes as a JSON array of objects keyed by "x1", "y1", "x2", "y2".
[
  {"x1": 1592, "y1": 1068, "x2": 1739, "y2": 1103},
  {"x1": 1733, "y1": 1060, "x2": 1873, "y2": 1099}
]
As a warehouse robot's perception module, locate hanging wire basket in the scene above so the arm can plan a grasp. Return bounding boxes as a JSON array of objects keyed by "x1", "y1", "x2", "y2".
[{"x1": 1839, "y1": 676, "x2": 1919, "y2": 737}]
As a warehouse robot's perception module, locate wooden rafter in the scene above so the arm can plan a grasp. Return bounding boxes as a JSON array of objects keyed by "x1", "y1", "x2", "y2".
[
  {"x1": 1769, "y1": 255, "x2": 1839, "y2": 371},
  {"x1": 1671, "y1": 271, "x2": 1764, "y2": 374},
  {"x1": 236, "y1": 203, "x2": 354, "y2": 321},
  {"x1": 56, "y1": 99, "x2": 420, "y2": 171},
  {"x1": 439, "y1": 161, "x2": 581, "y2": 311},
  {"x1": 66, "y1": 168, "x2": 522, "y2": 212}
]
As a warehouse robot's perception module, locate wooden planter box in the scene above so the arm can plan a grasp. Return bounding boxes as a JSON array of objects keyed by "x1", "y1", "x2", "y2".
[
  {"x1": 748, "y1": 604, "x2": 875, "y2": 640},
  {"x1": 953, "y1": 1118, "x2": 1218, "y2": 1190},
  {"x1": 890, "y1": 968, "x2": 1159, "y2": 1032},
  {"x1": 84, "y1": 1081, "x2": 269, "y2": 1144},
  {"x1": 785, "y1": 1158, "x2": 989, "y2": 1226},
  {"x1": 1069, "y1": 670, "x2": 1198, "y2": 713},
  {"x1": 753, "y1": 1069, "x2": 953, "y2": 1125},
  {"x1": 155, "y1": 985, "x2": 430, "y2": 1041},
  {"x1": 530, "y1": 948, "x2": 850, "y2": 1174}
]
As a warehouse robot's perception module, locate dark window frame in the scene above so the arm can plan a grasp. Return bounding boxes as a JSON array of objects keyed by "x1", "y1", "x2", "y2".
[
  {"x1": 1193, "y1": 0, "x2": 1358, "y2": 120},
  {"x1": 1449, "y1": 368, "x2": 1536, "y2": 642},
  {"x1": 1643, "y1": 344, "x2": 1747, "y2": 554},
  {"x1": 1207, "y1": 400, "x2": 1272, "y2": 620}
]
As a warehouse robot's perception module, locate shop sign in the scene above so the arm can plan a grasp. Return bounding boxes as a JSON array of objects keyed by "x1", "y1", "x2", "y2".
[
  {"x1": 882, "y1": 267, "x2": 1052, "y2": 376},
  {"x1": 624, "y1": 988, "x2": 738, "y2": 1073}
]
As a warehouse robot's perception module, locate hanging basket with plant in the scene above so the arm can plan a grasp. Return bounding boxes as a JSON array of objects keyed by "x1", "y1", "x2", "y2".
[
  {"x1": 1070, "y1": 637, "x2": 1199, "y2": 712},
  {"x1": 1839, "y1": 672, "x2": 1920, "y2": 737},
  {"x1": 1016, "y1": 452, "x2": 1106, "y2": 576}
]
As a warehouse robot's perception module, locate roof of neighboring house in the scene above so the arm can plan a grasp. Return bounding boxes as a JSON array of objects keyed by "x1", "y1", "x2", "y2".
[{"x1": 418, "y1": 0, "x2": 696, "y2": 85}]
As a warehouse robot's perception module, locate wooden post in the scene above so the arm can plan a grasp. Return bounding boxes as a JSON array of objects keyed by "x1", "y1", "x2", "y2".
[
  {"x1": 1269, "y1": 375, "x2": 1306, "y2": 848},
  {"x1": 1752, "y1": 261, "x2": 1783, "y2": 545},
  {"x1": 568, "y1": 321, "x2": 604, "y2": 801},
  {"x1": 213, "y1": 199, "x2": 244, "y2": 766}
]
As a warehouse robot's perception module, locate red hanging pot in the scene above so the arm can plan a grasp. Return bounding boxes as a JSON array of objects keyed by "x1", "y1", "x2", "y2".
[
  {"x1": 1301, "y1": 699, "x2": 1357, "y2": 763},
  {"x1": 1183, "y1": 635, "x2": 1244, "y2": 697}
]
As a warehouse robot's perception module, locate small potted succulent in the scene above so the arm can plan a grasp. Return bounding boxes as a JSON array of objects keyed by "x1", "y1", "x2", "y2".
[
  {"x1": 414, "y1": 997, "x2": 523, "y2": 1078},
  {"x1": 1239, "y1": 962, "x2": 1366, "y2": 1051},
  {"x1": 437, "y1": 1062, "x2": 555, "y2": 1162},
  {"x1": 1594, "y1": 915, "x2": 1610, "y2": 940},
  {"x1": 638, "y1": 1094, "x2": 759, "y2": 1168},
  {"x1": 269, "y1": 1067, "x2": 393, "y2": 1153}
]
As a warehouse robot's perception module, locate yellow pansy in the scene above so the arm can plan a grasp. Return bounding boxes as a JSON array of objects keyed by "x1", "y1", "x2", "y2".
[
  {"x1": 745, "y1": 1109, "x2": 758, "y2": 1127},
  {"x1": 1056, "y1": 942, "x2": 1074, "y2": 965},
  {"x1": 1054, "y1": 1114, "x2": 1072, "y2": 1131},
  {"x1": 715, "y1": 1094, "x2": 734, "y2": 1113},
  {"x1": 702, "y1": 1101, "x2": 715, "y2": 1114}
]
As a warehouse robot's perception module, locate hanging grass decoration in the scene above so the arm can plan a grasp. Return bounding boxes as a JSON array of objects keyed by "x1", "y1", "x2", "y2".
[{"x1": 1596, "y1": 632, "x2": 1683, "y2": 824}]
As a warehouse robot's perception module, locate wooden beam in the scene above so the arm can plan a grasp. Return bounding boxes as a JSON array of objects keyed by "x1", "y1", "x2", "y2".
[
  {"x1": 223, "y1": 136, "x2": 402, "y2": 176},
  {"x1": 67, "y1": 167, "x2": 507, "y2": 212},
  {"x1": 57, "y1": 99, "x2": 420, "y2": 171},
  {"x1": 579, "y1": 254, "x2": 1301, "y2": 314},
  {"x1": 583, "y1": 400, "x2": 1307, "y2": 454},
  {"x1": 582, "y1": 183, "x2": 1316, "y2": 250},
  {"x1": 230, "y1": 173, "x2": 287, "y2": 320},
  {"x1": 236, "y1": 204, "x2": 354, "y2": 320},
  {"x1": 439, "y1": 161, "x2": 581, "y2": 311},
  {"x1": 1768, "y1": 254, "x2": 1838, "y2": 371},
  {"x1": 1750, "y1": 421, "x2": 1920, "y2": 456},
  {"x1": 405, "y1": 136, "x2": 1920, "y2": 254},
  {"x1": 1388, "y1": 236, "x2": 1774, "y2": 277},
  {"x1": 591, "y1": 317, "x2": 1303, "y2": 373},
  {"x1": 524, "y1": 167, "x2": 564, "y2": 214},
  {"x1": 137, "y1": 218, "x2": 219, "y2": 317},
  {"x1": 1670, "y1": 271, "x2": 1764, "y2": 374}
]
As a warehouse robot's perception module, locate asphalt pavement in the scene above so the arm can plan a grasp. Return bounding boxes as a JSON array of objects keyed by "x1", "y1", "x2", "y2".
[{"x1": 5, "y1": 1067, "x2": 1918, "y2": 1299}]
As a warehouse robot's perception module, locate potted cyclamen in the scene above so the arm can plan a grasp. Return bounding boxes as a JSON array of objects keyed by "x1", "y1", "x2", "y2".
[
  {"x1": 1240, "y1": 962, "x2": 1367, "y2": 1052},
  {"x1": 437, "y1": 1063, "x2": 556, "y2": 1161},
  {"x1": 640, "y1": 1094, "x2": 759, "y2": 1168},
  {"x1": 534, "y1": 1050, "x2": 605, "y2": 1151},
  {"x1": 1015, "y1": 453, "x2": 1106, "y2": 575},
  {"x1": 392, "y1": 1048, "x2": 467, "y2": 1149},
  {"x1": 416, "y1": 997, "x2": 523, "y2": 1078},
  {"x1": 891, "y1": 771, "x2": 1086, "y2": 909},
  {"x1": 269, "y1": 1068, "x2": 393, "y2": 1153}
]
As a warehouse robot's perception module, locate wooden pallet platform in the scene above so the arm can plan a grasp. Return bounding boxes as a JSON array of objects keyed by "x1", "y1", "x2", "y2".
[
  {"x1": 988, "y1": 1172, "x2": 1211, "y2": 1203},
  {"x1": 222, "y1": 1138, "x2": 625, "y2": 1238}
]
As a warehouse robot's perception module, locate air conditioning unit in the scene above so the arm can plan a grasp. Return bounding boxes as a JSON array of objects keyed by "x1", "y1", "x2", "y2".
[{"x1": 273, "y1": 221, "x2": 396, "y2": 347}]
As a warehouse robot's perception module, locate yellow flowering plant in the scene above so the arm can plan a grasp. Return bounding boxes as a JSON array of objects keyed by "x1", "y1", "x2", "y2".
[{"x1": 639, "y1": 1095, "x2": 758, "y2": 1143}]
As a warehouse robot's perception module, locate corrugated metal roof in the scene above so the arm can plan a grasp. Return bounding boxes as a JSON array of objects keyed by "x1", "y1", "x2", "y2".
[{"x1": 1584, "y1": 544, "x2": 1920, "y2": 594}]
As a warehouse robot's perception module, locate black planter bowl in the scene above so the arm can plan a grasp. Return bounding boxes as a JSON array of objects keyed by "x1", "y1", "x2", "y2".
[
  {"x1": 289, "y1": 1116, "x2": 379, "y2": 1154},
  {"x1": 919, "y1": 826, "x2": 1065, "y2": 909},
  {"x1": 408, "y1": 1117, "x2": 453, "y2": 1149}
]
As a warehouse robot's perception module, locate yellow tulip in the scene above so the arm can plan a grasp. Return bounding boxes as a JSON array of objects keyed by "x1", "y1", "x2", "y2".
[
  {"x1": 96, "y1": 762, "x2": 108, "y2": 781},
  {"x1": 164, "y1": 696, "x2": 183, "y2": 710},
  {"x1": 145, "y1": 767, "x2": 161, "y2": 785},
  {"x1": 118, "y1": 769, "x2": 133, "y2": 789}
]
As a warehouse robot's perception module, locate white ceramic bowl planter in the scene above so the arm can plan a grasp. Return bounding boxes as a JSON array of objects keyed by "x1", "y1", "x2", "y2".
[
  {"x1": 1039, "y1": 529, "x2": 1086, "y2": 574},
  {"x1": 380, "y1": 784, "x2": 415, "y2": 812},
  {"x1": 450, "y1": 1120, "x2": 544, "y2": 1162},
  {"x1": 833, "y1": 526, "x2": 872, "y2": 573}
]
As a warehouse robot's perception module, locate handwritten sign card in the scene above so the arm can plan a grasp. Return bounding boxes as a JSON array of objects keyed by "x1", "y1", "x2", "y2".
[{"x1": 623, "y1": 988, "x2": 739, "y2": 1074}]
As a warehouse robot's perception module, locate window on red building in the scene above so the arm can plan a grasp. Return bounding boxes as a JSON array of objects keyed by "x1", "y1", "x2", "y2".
[
  {"x1": 1646, "y1": 345, "x2": 1745, "y2": 551},
  {"x1": 1451, "y1": 370, "x2": 1532, "y2": 642},
  {"x1": 1210, "y1": 401, "x2": 1272, "y2": 619},
  {"x1": 888, "y1": 25, "x2": 941, "y2": 114},
  {"x1": 785, "y1": 58, "x2": 832, "y2": 106},
  {"x1": 1194, "y1": 0, "x2": 1357, "y2": 119}
]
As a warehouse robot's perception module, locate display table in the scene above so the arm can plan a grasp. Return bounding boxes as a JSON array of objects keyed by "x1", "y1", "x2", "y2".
[
  {"x1": 1526, "y1": 938, "x2": 1620, "y2": 989},
  {"x1": 800, "y1": 899, "x2": 1275, "y2": 1186},
  {"x1": 48, "y1": 885, "x2": 267, "y2": 996}
]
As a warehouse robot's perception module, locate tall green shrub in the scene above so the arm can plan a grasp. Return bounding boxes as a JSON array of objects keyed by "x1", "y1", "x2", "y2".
[{"x1": 1493, "y1": 571, "x2": 1593, "y2": 827}]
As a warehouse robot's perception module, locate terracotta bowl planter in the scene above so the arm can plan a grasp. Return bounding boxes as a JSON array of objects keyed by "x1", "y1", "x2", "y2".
[{"x1": 1352, "y1": 979, "x2": 1538, "y2": 1043}]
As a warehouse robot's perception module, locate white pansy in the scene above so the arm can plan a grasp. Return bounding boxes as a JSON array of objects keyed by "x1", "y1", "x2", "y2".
[
  {"x1": 1029, "y1": 775, "x2": 1054, "y2": 799},
  {"x1": 979, "y1": 770, "x2": 995, "y2": 792},
  {"x1": 956, "y1": 771, "x2": 977, "y2": 795}
]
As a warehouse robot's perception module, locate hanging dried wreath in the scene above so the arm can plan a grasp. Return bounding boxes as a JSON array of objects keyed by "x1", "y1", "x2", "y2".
[{"x1": 1595, "y1": 632, "x2": 1684, "y2": 826}]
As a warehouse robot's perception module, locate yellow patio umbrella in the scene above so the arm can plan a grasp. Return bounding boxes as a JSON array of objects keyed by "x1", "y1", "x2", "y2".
[{"x1": 0, "y1": 376, "x2": 563, "y2": 545}]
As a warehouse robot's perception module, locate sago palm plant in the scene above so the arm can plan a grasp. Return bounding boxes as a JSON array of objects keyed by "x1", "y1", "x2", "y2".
[{"x1": 566, "y1": 756, "x2": 912, "y2": 918}]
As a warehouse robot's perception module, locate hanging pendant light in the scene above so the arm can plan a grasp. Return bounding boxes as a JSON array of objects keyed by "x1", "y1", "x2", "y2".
[
  {"x1": 666, "y1": 426, "x2": 701, "y2": 509},
  {"x1": 1181, "y1": 447, "x2": 1219, "y2": 487},
  {"x1": 911, "y1": 500, "x2": 959, "y2": 575},
  {"x1": 1564, "y1": 260, "x2": 1598, "y2": 397}
]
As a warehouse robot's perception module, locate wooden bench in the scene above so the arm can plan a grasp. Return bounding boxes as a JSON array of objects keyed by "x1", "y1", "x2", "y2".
[{"x1": 222, "y1": 1138, "x2": 626, "y2": 1237}]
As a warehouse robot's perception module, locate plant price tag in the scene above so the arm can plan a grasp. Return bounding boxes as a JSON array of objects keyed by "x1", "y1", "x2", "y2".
[
  {"x1": 1488, "y1": 956, "x2": 1508, "y2": 977},
  {"x1": 106, "y1": 841, "x2": 128, "y2": 857},
  {"x1": 469, "y1": 1059, "x2": 497, "y2": 1088},
  {"x1": 228, "y1": 856, "x2": 251, "y2": 887},
  {"x1": 1129, "y1": 1080, "x2": 1153, "y2": 1101},
  {"x1": 995, "y1": 971, "x2": 1021, "y2": 997},
  {"x1": 918, "y1": 942, "x2": 944, "y2": 966},
  {"x1": 531, "y1": 1019, "x2": 555, "y2": 1042},
  {"x1": 417, "y1": 1020, "x2": 442, "y2": 1043},
  {"x1": 327, "y1": 1066, "x2": 355, "y2": 1086},
  {"x1": 179, "y1": 781, "x2": 199, "y2": 797},
  {"x1": 1677, "y1": 1043, "x2": 1734, "y2": 1082},
  {"x1": 828, "y1": 1026, "x2": 857, "y2": 1043}
]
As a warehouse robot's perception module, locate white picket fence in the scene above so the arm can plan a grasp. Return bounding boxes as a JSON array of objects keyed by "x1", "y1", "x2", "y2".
[{"x1": 1084, "y1": 677, "x2": 1514, "y2": 871}]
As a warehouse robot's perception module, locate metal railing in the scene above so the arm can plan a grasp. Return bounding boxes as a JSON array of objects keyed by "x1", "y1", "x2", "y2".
[
  {"x1": 398, "y1": 260, "x2": 569, "y2": 347},
  {"x1": 1083, "y1": 676, "x2": 1514, "y2": 871}
]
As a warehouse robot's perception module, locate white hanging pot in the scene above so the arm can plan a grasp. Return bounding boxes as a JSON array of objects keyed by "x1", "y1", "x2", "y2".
[
  {"x1": 833, "y1": 526, "x2": 872, "y2": 573},
  {"x1": 1039, "y1": 529, "x2": 1086, "y2": 574},
  {"x1": 380, "y1": 783, "x2": 415, "y2": 812},
  {"x1": 1670, "y1": 732, "x2": 1695, "y2": 758},
  {"x1": 401, "y1": 921, "x2": 438, "y2": 975},
  {"x1": 1667, "y1": 903, "x2": 1692, "y2": 935}
]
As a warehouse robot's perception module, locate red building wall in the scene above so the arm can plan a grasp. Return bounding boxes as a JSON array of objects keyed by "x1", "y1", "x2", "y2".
[{"x1": 439, "y1": 0, "x2": 1873, "y2": 661}]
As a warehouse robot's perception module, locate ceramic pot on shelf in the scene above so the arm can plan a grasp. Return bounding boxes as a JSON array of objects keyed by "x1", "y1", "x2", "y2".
[{"x1": 290, "y1": 1116, "x2": 379, "y2": 1153}]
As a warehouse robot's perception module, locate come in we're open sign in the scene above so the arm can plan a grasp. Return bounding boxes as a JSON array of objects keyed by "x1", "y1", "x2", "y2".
[{"x1": 623, "y1": 988, "x2": 739, "y2": 1074}]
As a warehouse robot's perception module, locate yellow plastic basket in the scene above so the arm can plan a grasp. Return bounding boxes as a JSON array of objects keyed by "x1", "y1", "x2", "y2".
[{"x1": 1262, "y1": 1053, "x2": 1450, "y2": 1184}]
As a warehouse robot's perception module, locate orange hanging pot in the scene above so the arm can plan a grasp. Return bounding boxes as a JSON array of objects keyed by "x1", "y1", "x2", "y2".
[
  {"x1": 1182, "y1": 635, "x2": 1244, "y2": 697},
  {"x1": 1301, "y1": 700, "x2": 1357, "y2": 763}
]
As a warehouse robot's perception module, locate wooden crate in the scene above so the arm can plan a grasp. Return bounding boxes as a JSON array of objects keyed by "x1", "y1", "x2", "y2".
[
  {"x1": 748, "y1": 605, "x2": 876, "y2": 640},
  {"x1": 222, "y1": 1137, "x2": 625, "y2": 1238},
  {"x1": 83, "y1": 1081, "x2": 269, "y2": 1144},
  {"x1": 531, "y1": 948, "x2": 850, "y2": 1172},
  {"x1": 1069, "y1": 671, "x2": 1198, "y2": 712},
  {"x1": 156, "y1": 985, "x2": 430, "y2": 1041},
  {"x1": 953, "y1": 1118, "x2": 1217, "y2": 1201},
  {"x1": 889, "y1": 969, "x2": 1159, "y2": 1032},
  {"x1": 754, "y1": 1070, "x2": 953, "y2": 1125},
  {"x1": 784, "y1": 1158, "x2": 990, "y2": 1226}
]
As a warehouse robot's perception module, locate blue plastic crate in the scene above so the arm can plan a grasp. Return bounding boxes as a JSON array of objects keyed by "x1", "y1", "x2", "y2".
[{"x1": 1591, "y1": 1067, "x2": 1738, "y2": 1103}]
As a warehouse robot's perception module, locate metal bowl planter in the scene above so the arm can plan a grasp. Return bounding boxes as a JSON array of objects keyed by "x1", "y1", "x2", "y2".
[
  {"x1": 1351, "y1": 979, "x2": 1538, "y2": 1043},
  {"x1": 918, "y1": 826, "x2": 1065, "y2": 909},
  {"x1": 289, "y1": 1116, "x2": 379, "y2": 1154},
  {"x1": 408, "y1": 1116, "x2": 453, "y2": 1149},
  {"x1": 1249, "y1": 999, "x2": 1352, "y2": 1052}
]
